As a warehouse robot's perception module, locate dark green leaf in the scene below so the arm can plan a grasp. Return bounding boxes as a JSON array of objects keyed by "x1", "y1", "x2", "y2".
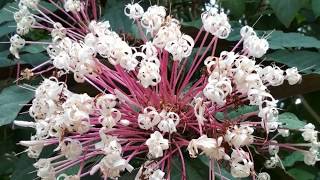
[
  {"x1": 0, "y1": 21, "x2": 16, "y2": 37},
  {"x1": 266, "y1": 50, "x2": 320, "y2": 73},
  {"x1": 221, "y1": 0, "x2": 245, "y2": 18},
  {"x1": 22, "y1": 44, "x2": 46, "y2": 54},
  {"x1": 282, "y1": 151, "x2": 304, "y2": 167},
  {"x1": 287, "y1": 168, "x2": 315, "y2": 180},
  {"x1": 19, "y1": 52, "x2": 49, "y2": 66},
  {"x1": 0, "y1": 50, "x2": 16, "y2": 67},
  {"x1": 312, "y1": 0, "x2": 320, "y2": 17},
  {"x1": 0, "y1": 2, "x2": 17, "y2": 24},
  {"x1": 11, "y1": 154, "x2": 37, "y2": 180},
  {"x1": 269, "y1": 0, "x2": 302, "y2": 27},
  {"x1": 278, "y1": 112, "x2": 306, "y2": 129},
  {"x1": 0, "y1": 85, "x2": 34, "y2": 126},
  {"x1": 101, "y1": 0, "x2": 139, "y2": 37}
]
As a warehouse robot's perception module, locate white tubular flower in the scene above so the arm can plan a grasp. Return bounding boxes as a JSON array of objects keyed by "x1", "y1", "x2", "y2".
[
  {"x1": 157, "y1": 111, "x2": 180, "y2": 133},
  {"x1": 194, "y1": 97, "x2": 206, "y2": 125},
  {"x1": 141, "y1": 5, "x2": 166, "y2": 34},
  {"x1": 264, "y1": 155, "x2": 280, "y2": 169},
  {"x1": 141, "y1": 42, "x2": 158, "y2": 57},
  {"x1": 187, "y1": 135, "x2": 230, "y2": 160},
  {"x1": 153, "y1": 26, "x2": 181, "y2": 49},
  {"x1": 10, "y1": 34, "x2": 25, "y2": 59},
  {"x1": 138, "y1": 106, "x2": 161, "y2": 130},
  {"x1": 257, "y1": 172, "x2": 270, "y2": 180},
  {"x1": 285, "y1": 67, "x2": 302, "y2": 85},
  {"x1": 137, "y1": 61, "x2": 161, "y2": 88},
  {"x1": 240, "y1": 26, "x2": 256, "y2": 39},
  {"x1": 304, "y1": 147, "x2": 319, "y2": 166},
  {"x1": 63, "y1": 93, "x2": 93, "y2": 114},
  {"x1": 51, "y1": 23, "x2": 67, "y2": 42},
  {"x1": 259, "y1": 66, "x2": 284, "y2": 86},
  {"x1": 96, "y1": 152, "x2": 133, "y2": 179},
  {"x1": 96, "y1": 94, "x2": 118, "y2": 111},
  {"x1": 243, "y1": 35, "x2": 269, "y2": 58},
  {"x1": 230, "y1": 149, "x2": 253, "y2": 178},
  {"x1": 300, "y1": 123, "x2": 318, "y2": 143},
  {"x1": 203, "y1": 77, "x2": 232, "y2": 105},
  {"x1": 19, "y1": 0, "x2": 39, "y2": 9},
  {"x1": 146, "y1": 131, "x2": 169, "y2": 158},
  {"x1": 124, "y1": 3, "x2": 144, "y2": 20},
  {"x1": 33, "y1": 159, "x2": 56, "y2": 180},
  {"x1": 135, "y1": 161, "x2": 164, "y2": 180},
  {"x1": 149, "y1": 169, "x2": 165, "y2": 180},
  {"x1": 278, "y1": 129, "x2": 290, "y2": 137},
  {"x1": 201, "y1": 8, "x2": 231, "y2": 39},
  {"x1": 64, "y1": 0, "x2": 81, "y2": 12},
  {"x1": 165, "y1": 34, "x2": 194, "y2": 61},
  {"x1": 53, "y1": 51, "x2": 71, "y2": 70},
  {"x1": 60, "y1": 139, "x2": 83, "y2": 160},
  {"x1": 224, "y1": 125, "x2": 254, "y2": 148},
  {"x1": 268, "y1": 141, "x2": 279, "y2": 155},
  {"x1": 99, "y1": 108, "x2": 121, "y2": 129}
]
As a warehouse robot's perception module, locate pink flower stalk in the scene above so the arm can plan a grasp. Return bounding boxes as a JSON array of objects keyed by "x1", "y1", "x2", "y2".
[{"x1": 9, "y1": 0, "x2": 319, "y2": 180}]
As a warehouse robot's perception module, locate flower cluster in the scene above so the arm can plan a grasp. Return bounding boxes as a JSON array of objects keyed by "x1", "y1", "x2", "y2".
[{"x1": 10, "y1": 0, "x2": 319, "y2": 180}]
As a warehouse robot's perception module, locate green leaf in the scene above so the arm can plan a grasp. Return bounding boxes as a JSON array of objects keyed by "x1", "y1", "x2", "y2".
[
  {"x1": 0, "y1": 50, "x2": 16, "y2": 67},
  {"x1": 266, "y1": 50, "x2": 320, "y2": 74},
  {"x1": 0, "y1": 85, "x2": 34, "y2": 126},
  {"x1": 101, "y1": 0, "x2": 139, "y2": 37},
  {"x1": 0, "y1": 21, "x2": 16, "y2": 37},
  {"x1": 282, "y1": 151, "x2": 304, "y2": 167},
  {"x1": 228, "y1": 29, "x2": 320, "y2": 49},
  {"x1": 312, "y1": 0, "x2": 320, "y2": 17},
  {"x1": 22, "y1": 44, "x2": 46, "y2": 54},
  {"x1": 278, "y1": 112, "x2": 306, "y2": 129},
  {"x1": 182, "y1": 19, "x2": 202, "y2": 28},
  {"x1": 269, "y1": 0, "x2": 302, "y2": 27},
  {"x1": 221, "y1": 0, "x2": 245, "y2": 18},
  {"x1": 198, "y1": 156, "x2": 236, "y2": 180},
  {"x1": 0, "y1": 2, "x2": 17, "y2": 24},
  {"x1": 287, "y1": 168, "x2": 315, "y2": 180},
  {"x1": 215, "y1": 105, "x2": 258, "y2": 121},
  {"x1": 19, "y1": 52, "x2": 49, "y2": 66},
  {"x1": 265, "y1": 31, "x2": 320, "y2": 49},
  {"x1": 11, "y1": 154, "x2": 37, "y2": 180}
]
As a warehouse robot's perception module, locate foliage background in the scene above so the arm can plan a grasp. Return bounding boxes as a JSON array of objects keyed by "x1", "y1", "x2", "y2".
[{"x1": 0, "y1": 0, "x2": 320, "y2": 179}]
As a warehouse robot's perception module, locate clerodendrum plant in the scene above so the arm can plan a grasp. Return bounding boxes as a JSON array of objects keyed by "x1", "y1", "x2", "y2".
[{"x1": 8, "y1": 0, "x2": 320, "y2": 179}]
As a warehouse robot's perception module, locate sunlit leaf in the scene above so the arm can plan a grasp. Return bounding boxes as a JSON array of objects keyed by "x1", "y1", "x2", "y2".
[
  {"x1": 278, "y1": 112, "x2": 306, "y2": 129},
  {"x1": 282, "y1": 151, "x2": 304, "y2": 167}
]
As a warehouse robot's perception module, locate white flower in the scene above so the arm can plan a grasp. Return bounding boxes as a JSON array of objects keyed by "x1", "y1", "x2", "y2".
[
  {"x1": 204, "y1": 77, "x2": 232, "y2": 105},
  {"x1": 243, "y1": 35, "x2": 269, "y2": 58},
  {"x1": 285, "y1": 67, "x2": 302, "y2": 85},
  {"x1": 51, "y1": 23, "x2": 67, "y2": 42},
  {"x1": 138, "y1": 106, "x2": 161, "y2": 130},
  {"x1": 278, "y1": 129, "x2": 290, "y2": 137},
  {"x1": 240, "y1": 26, "x2": 256, "y2": 39},
  {"x1": 268, "y1": 141, "x2": 279, "y2": 155},
  {"x1": 141, "y1": 5, "x2": 166, "y2": 34},
  {"x1": 257, "y1": 172, "x2": 270, "y2": 180},
  {"x1": 95, "y1": 152, "x2": 133, "y2": 178},
  {"x1": 201, "y1": 8, "x2": 231, "y2": 39},
  {"x1": 60, "y1": 139, "x2": 83, "y2": 160},
  {"x1": 304, "y1": 147, "x2": 319, "y2": 166},
  {"x1": 64, "y1": 0, "x2": 81, "y2": 12},
  {"x1": 146, "y1": 131, "x2": 169, "y2": 158},
  {"x1": 10, "y1": 34, "x2": 25, "y2": 59},
  {"x1": 300, "y1": 123, "x2": 318, "y2": 143},
  {"x1": 224, "y1": 125, "x2": 254, "y2": 148},
  {"x1": 19, "y1": 0, "x2": 39, "y2": 9},
  {"x1": 149, "y1": 169, "x2": 165, "y2": 180},
  {"x1": 230, "y1": 149, "x2": 253, "y2": 178},
  {"x1": 124, "y1": 3, "x2": 144, "y2": 20},
  {"x1": 194, "y1": 97, "x2": 206, "y2": 125},
  {"x1": 187, "y1": 135, "x2": 230, "y2": 160},
  {"x1": 137, "y1": 61, "x2": 161, "y2": 88},
  {"x1": 165, "y1": 34, "x2": 194, "y2": 61},
  {"x1": 34, "y1": 159, "x2": 56, "y2": 180},
  {"x1": 259, "y1": 66, "x2": 284, "y2": 86},
  {"x1": 135, "y1": 161, "x2": 164, "y2": 180},
  {"x1": 157, "y1": 111, "x2": 180, "y2": 133}
]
